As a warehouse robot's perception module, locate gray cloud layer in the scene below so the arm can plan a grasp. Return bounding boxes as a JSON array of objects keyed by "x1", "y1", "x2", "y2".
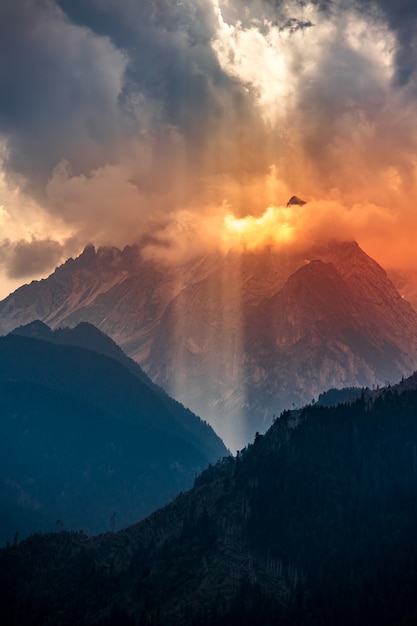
[
  {"x1": 1, "y1": 0, "x2": 414, "y2": 187},
  {"x1": 0, "y1": 1, "x2": 129, "y2": 190},
  {"x1": 0, "y1": 238, "x2": 65, "y2": 278},
  {"x1": 1, "y1": 0, "x2": 417, "y2": 282}
]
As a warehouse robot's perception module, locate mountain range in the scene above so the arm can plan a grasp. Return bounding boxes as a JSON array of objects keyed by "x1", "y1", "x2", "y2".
[
  {"x1": 0, "y1": 323, "x2": 227, "y2": 545},
  {"x1": 2, "y1": 373, "x2": 417, "y2": 625},
  {"x1": 1, "y1": 237, "x2": 417, "y2": 449}
]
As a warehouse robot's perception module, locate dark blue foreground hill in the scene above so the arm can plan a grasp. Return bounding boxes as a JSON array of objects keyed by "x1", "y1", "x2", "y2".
[
  {"x1": 0, "y1": 330, "x2": 227, "y2": 544},
  {"x1": 2, "y1": 375, "x2": 417, "y2": 625}
]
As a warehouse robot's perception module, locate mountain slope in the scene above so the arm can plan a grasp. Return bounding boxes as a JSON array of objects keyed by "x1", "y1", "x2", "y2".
[
  {"x1": 2, "y1": 239, "x2": 417, "y2": 449},
  {"x1": 11, "y1": 320, "x2": 224, "y2": 453},
  {"x1": 149, "y1": 242, "x2": 417, "y2": 446},
  {"x1": 0, "y1": 244, "x2": 221, "y2": 364},
  {"x1": 11, "y1": 319, "x2": 155, "y2": 387},
  {"x1": 0, "y1": 332, "x2": 227, "y2": 545},
  {"x1": 320, "y1": 241, "x2": 417, "y2": 352},
  {"x1": 2, "y1": 377, "x2": 417, "y2": 625},
  {"x1": 243, "y1": 254, "x2": 417, "y2": 421}
]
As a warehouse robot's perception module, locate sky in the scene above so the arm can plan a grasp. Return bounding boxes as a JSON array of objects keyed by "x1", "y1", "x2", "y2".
[{"x1": 1, "y1": 0, "x2": 417, "y2": 298}]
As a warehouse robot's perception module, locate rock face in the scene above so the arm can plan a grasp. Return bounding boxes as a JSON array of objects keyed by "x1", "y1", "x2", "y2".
[
  {"x1": 244, "y1": 252, "x2": 417, "y2": 423},
  {"x1": 0, "y1": 244, "x2": 222, "y2": 365},
  {"x1": 1, "y1": 239, "x2": 417, "y2": 449},
  {"x1": 286, "y1": 194, "x2": 306, "y2": 206},
  {"x1": 149, "y1": 241, "x2": 417, "y2": 447}
]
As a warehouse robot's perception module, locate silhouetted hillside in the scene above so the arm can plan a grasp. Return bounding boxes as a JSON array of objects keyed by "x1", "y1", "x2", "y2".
[
  {"x1": 317, "y1": 385, "x2": 364, "y2": 406},
  {"x1": 11, "y1": 320, "x2": 212, "y2": 441},
  {"x1": 11, "y1": 319, "x2": 152, "y2": 385},
  {"x1": 0, "y1": 333, "x2": 227, "y2": 544},
  {"x1": 2, "y1": 376, "x2": 417, "y2": 624}
]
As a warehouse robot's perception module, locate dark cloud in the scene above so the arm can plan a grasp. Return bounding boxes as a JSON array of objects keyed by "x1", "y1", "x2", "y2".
[
  {"x1": 0, "y1": 0, "x2": 127, "y2": 190},
  {"x1": 56, "y1": 0, "x2": 217, "y2": 130},
  {"x1": 344, "y1": 1, "x2": 417, "y2": 87},
  {"x1": 0, "y1": 0, "x2": 265, "y2": 204},
  {"x1": 2, "y1": 0, "x2": 417, "y2": 287},
  {"x1": 56, "y1": 0, "x2": 217, "y2": 50},
  {"x1": 55, "y1": 0, "x2": 264, "y2": 178},
  {"x1": 0, "y1": 238, "x2": 65, "y2": 278},
  {"x1": 282, "y1": 18, "x2": 314, "y2": 32},
  {"x1": 1, "y1": 0, "x2": 417, "y2": 195}
]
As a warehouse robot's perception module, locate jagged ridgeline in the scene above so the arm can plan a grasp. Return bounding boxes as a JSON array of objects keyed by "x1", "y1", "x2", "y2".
[
  {"x1": 0, "y1": 324, "x2": 228, "y2": 544},
  {"x1": 2, "y1": 238, "x2": 417, "y2": 450},
  {"x1": 2, "y1": 377, "x2": 417, "y2": 625}
]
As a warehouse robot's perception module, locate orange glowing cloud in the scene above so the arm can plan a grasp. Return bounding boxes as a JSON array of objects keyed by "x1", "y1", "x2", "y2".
[
  {"x1": 219, "y1": 196, "x2": 397, "y2": 259},
  {"x1": 139, "y1": 188, "x2": 397, "y2": 272},
  {"x1": 223, "y1": 206, "x2": 296, "y2": 248},
  {"x1": 3, "y1": 0, "x2": 417, "y2": 299}
]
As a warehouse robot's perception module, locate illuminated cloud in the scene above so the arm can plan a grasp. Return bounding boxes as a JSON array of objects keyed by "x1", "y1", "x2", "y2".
[{"x1": 1, "y1": 0, "x2": 417, "y2": 296}]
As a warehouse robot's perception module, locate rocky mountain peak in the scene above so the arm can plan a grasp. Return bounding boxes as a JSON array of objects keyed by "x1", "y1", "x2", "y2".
[
  {"x1": 286, "y1": 195, "x2": 306, "y2": 206},
  {"x1": 2, "y1": 238, "x2": 417, "y2": 449}
]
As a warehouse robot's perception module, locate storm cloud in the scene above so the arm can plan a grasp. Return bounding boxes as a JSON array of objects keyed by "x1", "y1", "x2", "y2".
[
  {"x1": 1, "y1": 0, "x2": 417, "y2": 295},
  {"x1": 0, "y1": 237, "x2": 66, "y2": 278}
]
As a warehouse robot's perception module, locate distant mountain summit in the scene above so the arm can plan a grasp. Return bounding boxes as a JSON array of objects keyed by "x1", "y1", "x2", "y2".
[
  {"x1": 0, "y1": 244, "x2": 222, "y2": 363},
  {"x1": 286, "y1": 194, "x2": 306, "y2": 206},
  {"x1": 1, "y1": 239, "x2": 417, "y2": 449}
]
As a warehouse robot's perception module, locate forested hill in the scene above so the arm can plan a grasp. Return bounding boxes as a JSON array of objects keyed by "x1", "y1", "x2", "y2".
[
  {"x1": 2, "y1": 381, "x2": 417, "y2": 625},
  {"x1": 0, "y1": 332, "x2": 227, "y2": 544}
]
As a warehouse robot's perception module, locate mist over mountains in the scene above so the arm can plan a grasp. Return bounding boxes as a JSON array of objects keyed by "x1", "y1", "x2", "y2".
[
  {"x1": 1, "y1": 237, "x2": 417, "y2": 449},
  {"x1": 1, "y1": 239, "x2": 416, "y2": 449}
]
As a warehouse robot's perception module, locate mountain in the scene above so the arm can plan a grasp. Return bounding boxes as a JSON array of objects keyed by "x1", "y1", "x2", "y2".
[
  {"x1": 148, "y1": 241, "x2": 417, "y2": 446},
  {"x1": 1, "y1": 238, "x2": 417, "y2": 449},
  {"x1": 243, "y1": 247, "x2": 417, "y2": 422},
  {"x1": 2, "y1": 375, "x2": 417, "y2": 625},
  {"x1": 0, "y1": 244, "x2": 222, "y2": 364},
  {"x1": 0, "y1": 329, "x2": 227, "y2": 545},
  {"x1": 10, "y1": 319, "x2": 152, "y2": 387}
]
